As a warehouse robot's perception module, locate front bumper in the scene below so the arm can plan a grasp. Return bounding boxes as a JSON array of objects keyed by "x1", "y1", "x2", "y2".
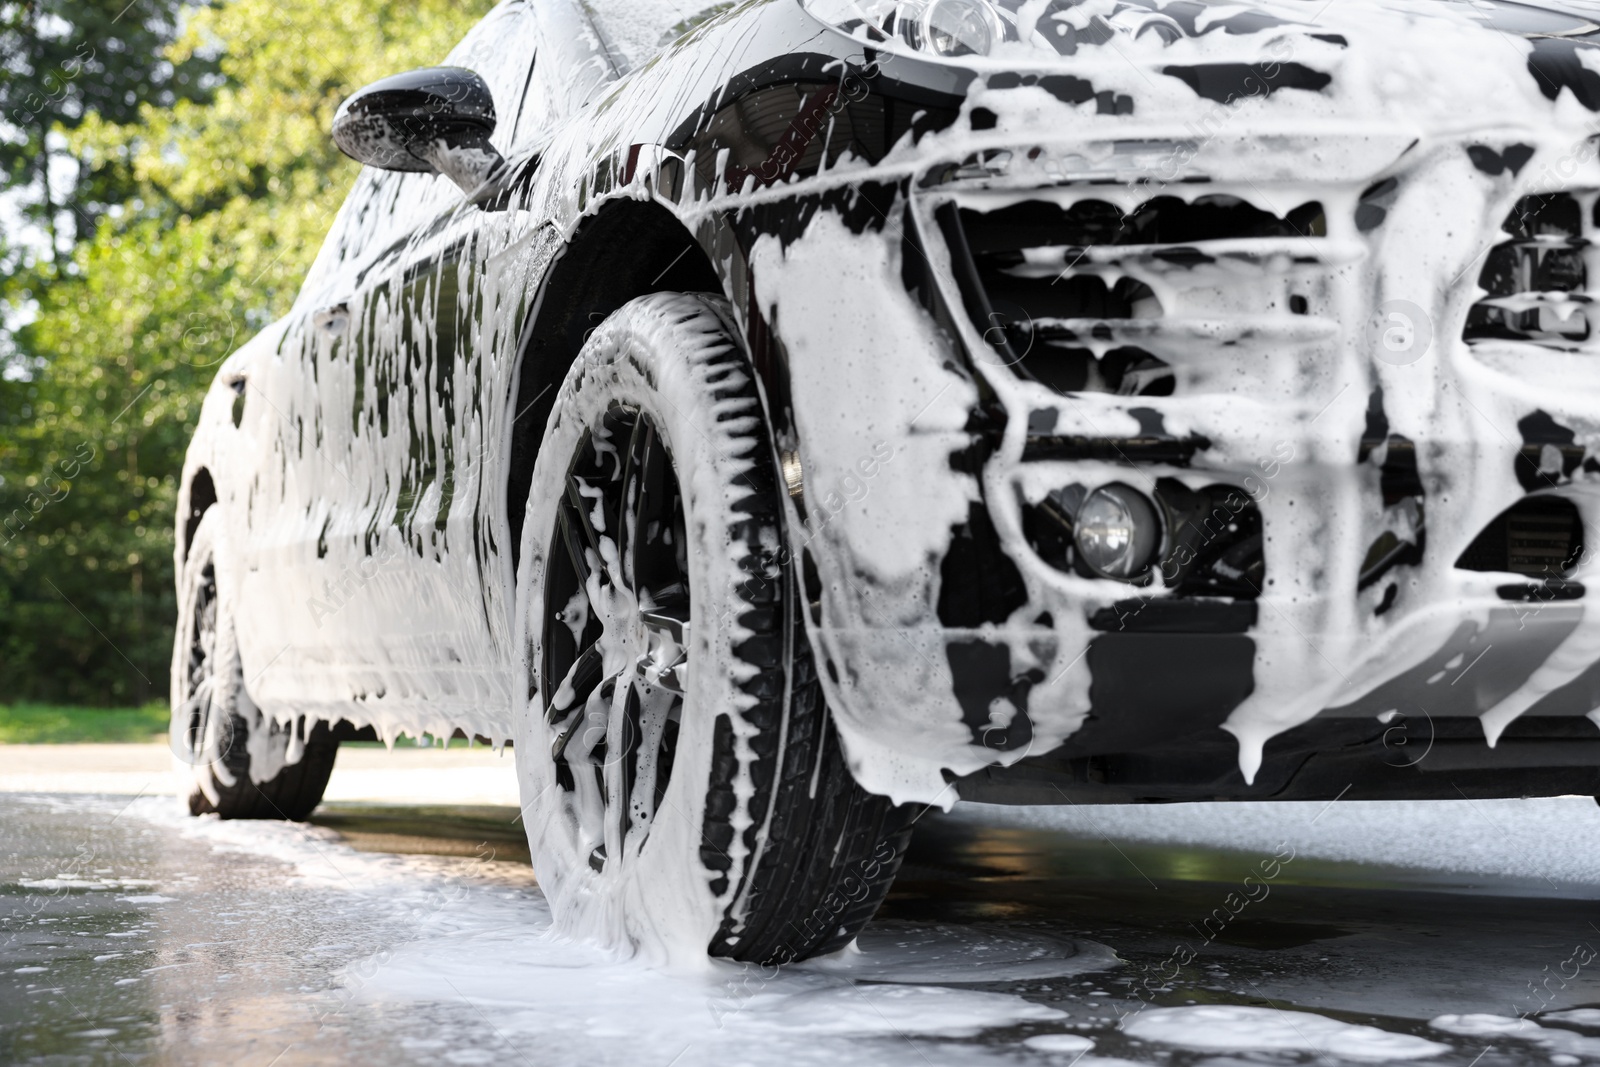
[{"x1": 750, "y1": 121, "x2": 1600, "y2": 804}]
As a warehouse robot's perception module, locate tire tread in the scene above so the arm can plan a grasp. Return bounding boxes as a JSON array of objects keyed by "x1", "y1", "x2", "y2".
[{"x1": 658, "y1": 299, "x2": 915, "y2": 965}]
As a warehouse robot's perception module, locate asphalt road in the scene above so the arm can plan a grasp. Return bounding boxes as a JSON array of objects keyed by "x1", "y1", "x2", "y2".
[{"x1": 3, "y1": 791, "x2": 1598, "y2": 1066}]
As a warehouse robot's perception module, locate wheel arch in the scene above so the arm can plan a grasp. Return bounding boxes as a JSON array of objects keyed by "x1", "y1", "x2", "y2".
[
  {"x1": 505, "y1": 196, "x2": 724, "y2": 565},
  {"x1": 180, "y1": 466, "x2": 218, "y2": 563}
]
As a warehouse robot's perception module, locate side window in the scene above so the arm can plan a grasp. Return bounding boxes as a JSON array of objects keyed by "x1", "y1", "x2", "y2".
[
  {"x1": 297, "y1": 170, "x2": 388, "y2": 308},
  {"x1": 443, "y1": 2, "x2": 543, "y2": 152},
  {"x1": 583, "y1": 0, "x2": 728, "y2": 72}
]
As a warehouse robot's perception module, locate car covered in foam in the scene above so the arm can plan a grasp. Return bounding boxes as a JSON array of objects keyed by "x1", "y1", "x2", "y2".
[{"x1": 173, "y1": 0, "x2": 1600, "y2": 962}]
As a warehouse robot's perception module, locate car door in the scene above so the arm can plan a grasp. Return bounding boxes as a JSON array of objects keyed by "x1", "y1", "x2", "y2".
[{"x1": 235, "y1": 2, "x2": 547, "y2": 729}]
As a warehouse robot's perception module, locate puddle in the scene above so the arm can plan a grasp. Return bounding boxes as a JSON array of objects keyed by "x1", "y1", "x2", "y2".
[{"x1": 1196, "y1": 918, "x2": 1351, "y2": 950}]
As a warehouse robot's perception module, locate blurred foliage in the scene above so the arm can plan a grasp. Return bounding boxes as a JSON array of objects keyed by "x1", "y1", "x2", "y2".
[
  {"x1": 0, "y1": 0, "x2": 491, "y2": 704},
  {"x1": 0, "y1": 701, "x2": 168, "y2": 743},
  {"x1": 0, "y1": 0, "x2": 218, "y2": 264}
]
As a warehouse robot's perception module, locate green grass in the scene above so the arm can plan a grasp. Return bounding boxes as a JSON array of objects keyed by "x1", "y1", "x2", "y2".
[
  {"x1": 0, "y1": 703, "x2": 170, "y2": 744},
  {"x1": 0, "y1": 705, "x2": 488, "y2": 747},
  {"x1": 343, "y1": 735, "x2": 481, "y2": 749}
]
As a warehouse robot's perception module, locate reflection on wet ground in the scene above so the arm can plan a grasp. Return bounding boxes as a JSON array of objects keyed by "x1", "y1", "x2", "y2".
[
  {"x1": 2, "y1": 793, "x2": 1597, "y2": 1065},
  {"x1": 888, "y1": 814, "x2": 1600, "y2": 1056},
  {"x1": 310, "y1": 804, "x2": 531, "y2": 865}
]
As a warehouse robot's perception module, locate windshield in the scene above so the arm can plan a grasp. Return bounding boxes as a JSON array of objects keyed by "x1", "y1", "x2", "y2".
[{"x1": 582, "y1": 0, "x2": 734, "y2": 70}]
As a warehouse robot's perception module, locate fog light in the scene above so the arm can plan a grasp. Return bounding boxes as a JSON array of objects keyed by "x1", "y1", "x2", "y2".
[{"x1": 1075, "y1": 485, "x2": 1160, "y2": 580}]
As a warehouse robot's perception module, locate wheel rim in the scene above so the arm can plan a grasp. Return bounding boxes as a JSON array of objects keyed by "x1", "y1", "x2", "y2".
[
  {"x1": 542, "y1": 405, "x2": 690, "y2": 873},
  {"x1": 177, "y1": 561, "x2": 224, "y2": 768}
]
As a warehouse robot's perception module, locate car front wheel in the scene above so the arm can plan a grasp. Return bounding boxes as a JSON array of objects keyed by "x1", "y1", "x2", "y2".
[{"x1": 513, "y1": 292, "x2": 916, "y2": 964}]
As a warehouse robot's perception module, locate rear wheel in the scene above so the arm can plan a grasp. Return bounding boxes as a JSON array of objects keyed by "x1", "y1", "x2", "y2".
[
  {"x1": 172, "y1": 510, "x2": 337, "y2": 821},
  {"x1": 513, "y1": 292, "x2": 917, "y2": 964}
]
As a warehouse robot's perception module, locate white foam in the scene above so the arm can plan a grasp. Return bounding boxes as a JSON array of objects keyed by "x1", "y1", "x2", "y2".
[
  {"x1": 351, "y1": 903, "x2": 1069, "y2": 1059},
  {"x1": 30, "y1": 792, "x2": 1590, "y2": 1063},
  {"x1": 583, "y1": 0, "x2": 711, "y2": 70},
  {"x1": 18, "y1": 876, "x2": 157, "y2": 892},
  {"x1": 1024, "y1": 1033, "x2": 1097, "y2": 1053},
  {"x1": 87, "y1": 794, "x2": 1083, "y2": 1062},
  {"x1": 803, "y1": 921, "x2": 1120, "y2": 984},
  {"x1": 1432, "y1": 1014, "x2": 1600, "y2": 1058},
  {"x1": 158, "y1": 0, "x2": 1600, "y2": 978},
  {"x1": 1124, "y1": 1005, "x2": 1449, "y2": 1060}
]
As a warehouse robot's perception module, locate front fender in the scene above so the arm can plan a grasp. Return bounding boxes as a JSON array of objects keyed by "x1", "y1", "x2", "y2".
[
  {"x1": 739, "y1": 202, "x2": 1043, "y2": 805},
  {"x1": 176, "y1": 321, "x2": 288, "y2": 567}
]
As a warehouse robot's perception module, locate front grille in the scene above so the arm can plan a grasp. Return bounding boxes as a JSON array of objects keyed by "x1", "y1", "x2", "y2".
[
  {"x1": 940, "y1": 193, "x2": 1327, "y2": 395},
  {"x1": 1456, "y1": 496, "x2": 1584, "y2": 578},
  {"x1": 1465, "y1": 193, "x2": 1591, "y2": 348}
]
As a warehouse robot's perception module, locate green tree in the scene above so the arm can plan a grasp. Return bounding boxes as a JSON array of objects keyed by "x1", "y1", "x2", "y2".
[
  {"x1": 0, "y1": 0, "x2": 488, "y2": 704},
  {"x1": 0, "y1": 0, "x2": 217, "y2": 265}
]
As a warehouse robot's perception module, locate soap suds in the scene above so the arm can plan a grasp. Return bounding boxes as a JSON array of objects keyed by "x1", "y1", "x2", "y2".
[
  {"x1": 1432, "y1": 1013, "x2": 1600, "y2": 1059},
  {"x1": 178, "y1": 0, "x2": 1600, "y2": 887},
  {"x1": 1123, "y1": 1005, "x2": 1450, "y2": 1060}
]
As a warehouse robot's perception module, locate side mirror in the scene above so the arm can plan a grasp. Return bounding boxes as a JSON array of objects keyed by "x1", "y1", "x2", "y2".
[{"x1": 332, "y1": 67, "x2": 508, "y2": 196}]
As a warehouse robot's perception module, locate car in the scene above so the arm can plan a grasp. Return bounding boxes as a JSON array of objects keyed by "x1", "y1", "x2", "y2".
[{"x1": 174, "y1": 0, "x2": 1600, "y2": 963}]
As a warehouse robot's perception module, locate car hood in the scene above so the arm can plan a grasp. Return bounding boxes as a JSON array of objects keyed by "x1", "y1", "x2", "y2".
[
  {"x1": 1114, "y1": 0, "x2": 1600, "y2": 106},
  {"x1": 830, "y1": 0, "x2": 1600, "y2": 134},
  {"x1": 1103, "y1": 0, "x2": 1600, "y2": 42}
]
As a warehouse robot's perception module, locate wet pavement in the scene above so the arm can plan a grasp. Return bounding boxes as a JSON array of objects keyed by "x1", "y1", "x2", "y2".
[{"x1": 3, "y1": 791, "x2": 1599, "y2": 1065}]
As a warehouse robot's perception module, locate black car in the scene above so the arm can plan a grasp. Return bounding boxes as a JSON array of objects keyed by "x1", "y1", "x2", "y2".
[{"x1": 174, "y1": 0, "x2": 1600, "y2": 963}]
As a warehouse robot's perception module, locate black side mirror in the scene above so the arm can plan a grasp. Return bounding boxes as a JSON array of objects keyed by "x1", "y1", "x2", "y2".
[{"x1": 332, "y1": 67, "x2": 508, "y2": 196}]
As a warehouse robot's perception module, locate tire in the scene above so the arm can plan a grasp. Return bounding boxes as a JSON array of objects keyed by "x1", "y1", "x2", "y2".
[
  {"x1": 172, "y1": 510, "x2": 338, "y2": 821},
  {"x1": 513, "y1": 292, "x2": 917, "y2": 965}
]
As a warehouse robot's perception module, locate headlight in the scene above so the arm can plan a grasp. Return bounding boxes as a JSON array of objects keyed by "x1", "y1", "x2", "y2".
[
  {"x1": 1074, "y1": 485, "x2": 1161, "y2": 581},
  {"x1": 902, "y1": 0, "x2": 1004, "y2": 57},
  {"x1": 801, "y1": 0, "x2": 1011, "y2": 59}
]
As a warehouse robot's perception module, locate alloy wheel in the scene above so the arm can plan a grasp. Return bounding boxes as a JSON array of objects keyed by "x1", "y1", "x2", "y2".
[{"x1": 541, "y1": 405, "x2": 691, "y2": 873}]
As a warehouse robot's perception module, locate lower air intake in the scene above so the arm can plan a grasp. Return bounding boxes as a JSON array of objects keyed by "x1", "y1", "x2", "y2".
[{"x1": 1456, "y1": 496, "x2": 1584, "y2": 578}]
